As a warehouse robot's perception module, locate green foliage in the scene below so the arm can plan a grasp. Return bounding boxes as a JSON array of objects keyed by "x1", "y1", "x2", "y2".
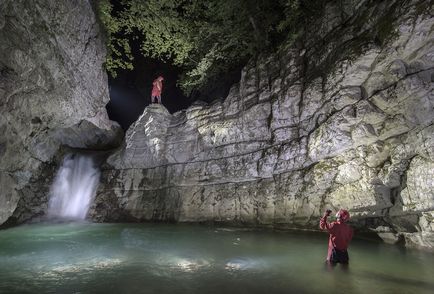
[
  {"x1": 277, "y1": 0, "x2": 300, "y2": 33},
  {"x1": 98, "y1": 0, "x2": 134, "y2": 77},
  {"x1": 98, "y1": 0, "x2": 301, "y2": 95}
]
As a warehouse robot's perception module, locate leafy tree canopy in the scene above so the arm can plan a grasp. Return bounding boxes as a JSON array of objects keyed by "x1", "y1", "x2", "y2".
[{"x1": 98, "y1": 0, "x2": 302, "y2": 96}]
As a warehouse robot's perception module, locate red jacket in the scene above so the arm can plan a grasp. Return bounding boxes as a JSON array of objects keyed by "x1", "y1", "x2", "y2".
[
  {"x1": 320, "y1": 215, "x2": 353, "y2": 260},
  {"x1": 151, "y1": 79, "x2": 163, "y2": 97}
]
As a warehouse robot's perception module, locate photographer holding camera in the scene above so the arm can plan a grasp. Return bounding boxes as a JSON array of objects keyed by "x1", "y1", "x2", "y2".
[{"x1": 320, "y1": 209, "x2": 353, "y2": 265}]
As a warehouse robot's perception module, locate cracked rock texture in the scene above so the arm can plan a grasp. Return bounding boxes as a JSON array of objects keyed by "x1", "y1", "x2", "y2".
[
  {"x1": 95, "y1": 0, "x2": 433, "y2": 250},
  {"x1": 0, "y1": 0, "x2": 122, "y2": 225}
]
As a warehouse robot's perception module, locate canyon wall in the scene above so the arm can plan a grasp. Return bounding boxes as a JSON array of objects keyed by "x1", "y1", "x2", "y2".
[
  {"x1": 94, "y1": 0, "x2": 434, "y2": 250},
  {"x1": 0, "y1": 0, "x2": 121, "y2": 225}
]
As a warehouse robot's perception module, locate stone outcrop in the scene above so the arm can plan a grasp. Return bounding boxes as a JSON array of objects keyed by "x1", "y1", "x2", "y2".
[
  {"x1": 0, "y1": 0, "x2": 122, "y2": 225},
  {"x1": 94, "y1": 0, "x2": 433, "y2": 250}
]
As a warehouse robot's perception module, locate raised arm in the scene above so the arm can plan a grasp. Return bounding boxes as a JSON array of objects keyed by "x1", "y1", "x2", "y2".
[{"x1": 319, "y1": 209, "x2": 334, "y2": 232}]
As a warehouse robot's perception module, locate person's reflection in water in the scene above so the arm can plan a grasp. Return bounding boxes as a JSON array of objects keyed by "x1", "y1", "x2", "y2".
[
  {"x1": 330, "y1": 266, "x2": 359, "y2": 294},
  {"x1": 324, "y1": 258, "x2": 350, "y2": 272}
]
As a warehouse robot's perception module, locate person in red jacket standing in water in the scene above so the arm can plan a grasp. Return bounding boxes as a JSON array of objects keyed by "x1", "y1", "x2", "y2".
[
  {"x1": 320, "y1": 209, "x2": 353, "y2": 266},
  {"x1": 151, "y1": 76, "x2": 164, "y2": 104}
]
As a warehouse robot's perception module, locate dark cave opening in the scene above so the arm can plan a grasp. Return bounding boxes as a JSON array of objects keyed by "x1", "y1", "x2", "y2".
[
  {"x1": 105, "y1": 49, "x2": 240, "y2": 131},
  {"x1": 105, "y1": 55, "x2": 190, "y2": 131}
]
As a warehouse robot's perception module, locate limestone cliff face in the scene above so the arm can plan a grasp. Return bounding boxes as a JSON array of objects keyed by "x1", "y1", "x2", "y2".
[
  {"x1": 0, "y1": 0, "x2": 122, "y2": 225},
  {"x1": 95, "y1": 0, "x2": 433, "y2": 249}
]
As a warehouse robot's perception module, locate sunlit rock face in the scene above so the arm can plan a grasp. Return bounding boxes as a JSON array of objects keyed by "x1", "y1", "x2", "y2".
[
  {"x1": 95, "y1": 0, "x2": 433, "y2": 250},
  {"x1": 0, "y1": 0, "x2": 122, "y2": 225}
]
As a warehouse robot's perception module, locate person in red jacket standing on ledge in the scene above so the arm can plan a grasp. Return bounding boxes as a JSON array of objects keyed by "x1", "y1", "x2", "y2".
[
  {"x1": 151, "y1": 76, "x2": 164, "y2": 104},
  {"x1": 320, "y1": 209, "x2": 353, "y2": 265}
]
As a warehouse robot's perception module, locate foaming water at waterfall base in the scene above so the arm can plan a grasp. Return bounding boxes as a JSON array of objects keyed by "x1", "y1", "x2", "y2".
[{"x1": 48, "y1": 154, "x2": 100, "y2": 220}]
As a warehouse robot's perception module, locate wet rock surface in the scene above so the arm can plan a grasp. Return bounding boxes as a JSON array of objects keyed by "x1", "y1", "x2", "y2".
[
  {"x1": 0, "y1": 0, "x2": 121, "y2": 225},
  {"x1": 94, "y1": 0, "x2": 434, "y2": 250}
]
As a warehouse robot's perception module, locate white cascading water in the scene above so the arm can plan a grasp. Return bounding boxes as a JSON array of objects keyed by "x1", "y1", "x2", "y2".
[{"x1": 48, "y1": 154, "x2": 100, "y2": 220}]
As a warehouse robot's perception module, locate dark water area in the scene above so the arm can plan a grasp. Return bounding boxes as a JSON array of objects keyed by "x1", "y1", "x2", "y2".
[{"x1": 0, "y1": 223, "x2": 433, "y2": 294}]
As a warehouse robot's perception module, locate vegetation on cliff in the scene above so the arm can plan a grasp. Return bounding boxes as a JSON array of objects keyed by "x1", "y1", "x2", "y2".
[
  {"x1": 98, "y1": 0, "x2": 426, "y2": 98},
  {"x1": 97, "y1": 0, "x2": 308, "y2": 96}
]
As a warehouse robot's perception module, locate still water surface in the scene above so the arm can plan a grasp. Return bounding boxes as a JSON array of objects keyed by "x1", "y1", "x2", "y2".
[{"x1": 0, "y1": 223, "x2": 433, "y2": 294}]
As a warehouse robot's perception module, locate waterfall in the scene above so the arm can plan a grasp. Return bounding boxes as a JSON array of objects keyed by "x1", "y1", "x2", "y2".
[{"x1": 48, "y1": 154, "x2": 100, "y2": 220}]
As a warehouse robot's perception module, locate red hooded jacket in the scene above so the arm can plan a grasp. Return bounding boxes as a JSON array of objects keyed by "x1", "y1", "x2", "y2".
[
  {"x1": 151, "y1": 78, "x2": 163, "y2": 97},
  {"x1": 320, "y1": 215, "x2": 353, "y2": 261}
]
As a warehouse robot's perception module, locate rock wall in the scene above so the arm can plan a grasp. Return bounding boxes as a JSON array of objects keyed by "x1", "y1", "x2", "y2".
[
  {"x1": 0, "y1": 0, "x2": 122, "y2": 225},
  {"x1": 95, "y1": 0, "x2": 433, "y2": 250}
]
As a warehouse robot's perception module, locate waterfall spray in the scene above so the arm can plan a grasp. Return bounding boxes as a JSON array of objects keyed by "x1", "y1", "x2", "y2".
[{"x1": 48, "y1": 154, "x2": 100, "y2": 220}]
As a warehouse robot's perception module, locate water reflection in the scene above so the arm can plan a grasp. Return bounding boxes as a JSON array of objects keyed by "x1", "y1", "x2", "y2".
[
  {"x1": 225, "y1": 257, "x2": 266, "y2": 271},
  {"x1": 0, "y1": 223, "x2": 433, "y2": 294},
  {"x1": 356, "y1": 270, "x2": 434, "y2": 292},
  {"x1": 173, "y1": 258, "x2": 211, "y2": 272}
]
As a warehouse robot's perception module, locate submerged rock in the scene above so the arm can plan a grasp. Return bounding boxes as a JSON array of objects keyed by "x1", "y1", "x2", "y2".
[
  {"x1": 94, "y1": 0, "x2": 434, "y2": 250},
  {"x1": 0, "y1": 0, "x2": 122, "y2": 225}
]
